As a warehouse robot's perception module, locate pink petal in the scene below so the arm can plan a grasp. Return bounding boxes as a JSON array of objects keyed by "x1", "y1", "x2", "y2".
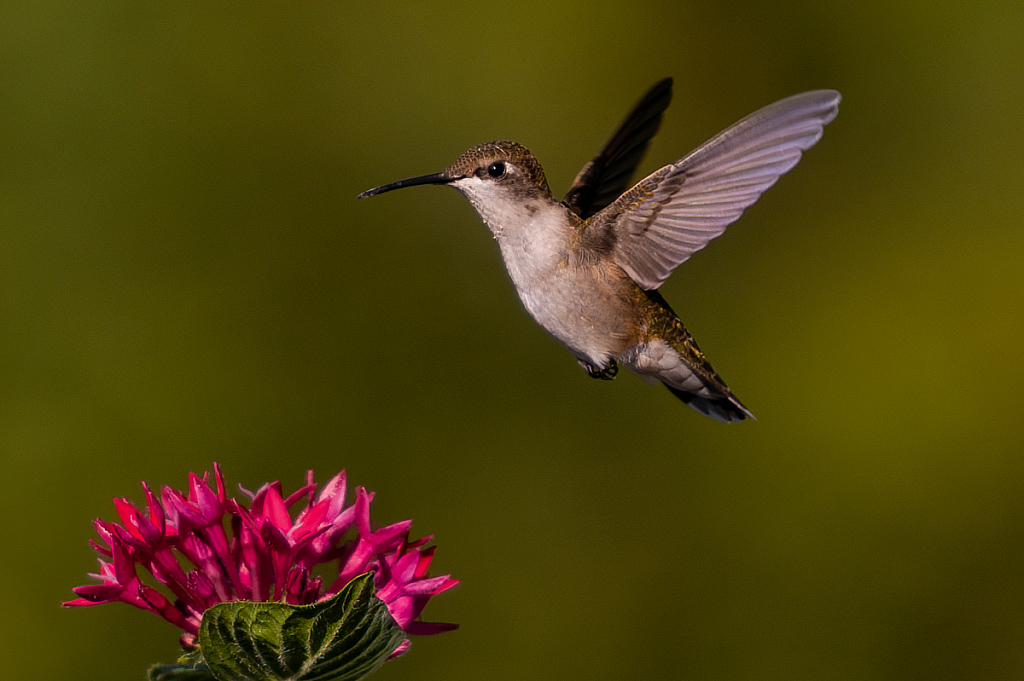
[
  {"x1": 387, "y1": 639, "x2": 412, "y2": 659},
  {"x1": 404, "y1": 621, "x2": 459, "y2": 636},
  {"x1": 260, "y1": 486, "x2": 293, "y2": 534}
]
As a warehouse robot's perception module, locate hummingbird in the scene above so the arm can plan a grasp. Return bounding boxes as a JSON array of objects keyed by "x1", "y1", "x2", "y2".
[{"x1": 358, "y1": 79, "x2": 840, "y2": 422}]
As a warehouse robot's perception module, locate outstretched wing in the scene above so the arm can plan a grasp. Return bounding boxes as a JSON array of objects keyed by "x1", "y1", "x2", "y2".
[
  {"x1": 563, "y1": 78, "x2": 674, "y2": 219},
  {"x1": 593, "y1": 90, "x2": 841, "y2": 290}
]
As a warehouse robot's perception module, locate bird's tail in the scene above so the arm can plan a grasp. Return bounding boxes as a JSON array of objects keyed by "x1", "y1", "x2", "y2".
[{"x1": 664, "y1": 383, "x2": 756, "y2": 423}]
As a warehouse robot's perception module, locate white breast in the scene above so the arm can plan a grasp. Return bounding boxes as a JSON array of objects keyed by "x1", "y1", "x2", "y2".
[{"x1": 453, "y1": 176, "x2": 628, "y2": 366}]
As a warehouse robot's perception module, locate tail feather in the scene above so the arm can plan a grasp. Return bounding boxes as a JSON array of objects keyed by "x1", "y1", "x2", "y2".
[{"x1": 664, "y1": 383, "x2": 755, "y2": 423}]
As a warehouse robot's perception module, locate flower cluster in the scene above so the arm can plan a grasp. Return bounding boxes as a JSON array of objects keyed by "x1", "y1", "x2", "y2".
[{"x1": 65, "y1": 464, "x2": 457, "y2": 657}]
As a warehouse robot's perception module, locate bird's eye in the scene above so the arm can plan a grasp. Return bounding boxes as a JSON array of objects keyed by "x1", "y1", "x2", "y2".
[{"x1": 487, "y1": 161, "x2": 506, "y2": 178}]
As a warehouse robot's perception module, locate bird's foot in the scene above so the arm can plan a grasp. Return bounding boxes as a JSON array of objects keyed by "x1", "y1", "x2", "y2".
[{"x1": 580, "y1": 359, "x2": 618, "y2": 380}]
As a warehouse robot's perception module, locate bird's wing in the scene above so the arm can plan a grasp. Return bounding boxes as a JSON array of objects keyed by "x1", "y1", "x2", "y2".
[
  {"x1": 563, "y1": 78, "x2": 674, "y2": 219},
  {"x1": 591, "y1": 90, "x2": 841, "y2": 290}
]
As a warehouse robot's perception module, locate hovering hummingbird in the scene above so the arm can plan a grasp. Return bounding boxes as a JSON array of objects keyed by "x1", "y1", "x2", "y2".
[{"x1": 359, "y1": 79, "x2": 840, "y2": 422}]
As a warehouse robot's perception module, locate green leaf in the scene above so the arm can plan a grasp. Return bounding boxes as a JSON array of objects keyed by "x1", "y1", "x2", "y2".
[{"x1": 197, "y1": 573, "x2": 406, "y2": 681}]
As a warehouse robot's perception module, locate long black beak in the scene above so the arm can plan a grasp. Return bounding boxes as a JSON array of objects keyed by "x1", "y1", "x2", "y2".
[{"x1": 357, "y1": 172, "x2": 456, "y2": 199}]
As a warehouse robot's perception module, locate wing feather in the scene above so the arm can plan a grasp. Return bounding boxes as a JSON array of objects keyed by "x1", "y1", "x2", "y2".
[
  {"x1": 594, "y1": 90, "x2": 841, "y2": 290},
  {"x1": 564, "y1": 78, "x2": 674, "y2": 219}
]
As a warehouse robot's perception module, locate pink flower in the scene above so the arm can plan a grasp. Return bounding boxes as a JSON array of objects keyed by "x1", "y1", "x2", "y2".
[{"x1": 65, "y1": 464, "x2": 457, "y2": 656}]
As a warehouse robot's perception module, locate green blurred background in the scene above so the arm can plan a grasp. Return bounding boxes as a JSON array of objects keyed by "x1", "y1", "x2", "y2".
[{"x1": 3, "y1": 1, "x2": 1023, "y2": 679}]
